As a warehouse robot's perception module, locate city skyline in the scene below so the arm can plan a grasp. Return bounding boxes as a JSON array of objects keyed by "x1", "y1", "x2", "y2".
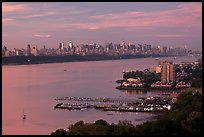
[{"x1": 2, "y1": 2, "x2": 202, "y2": 50}]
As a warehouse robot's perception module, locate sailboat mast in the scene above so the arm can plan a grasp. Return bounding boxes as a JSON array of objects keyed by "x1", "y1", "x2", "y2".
[{"x1": 22, "y1": 109, "x2": 26, "y2": 119}]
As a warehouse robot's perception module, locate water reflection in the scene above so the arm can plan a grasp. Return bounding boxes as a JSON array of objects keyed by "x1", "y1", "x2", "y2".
[
  {"x1": 121, "y1": 90, "x2": 147, "y2": 95},
  {"x1": 22, "y1": 118, "x2": 26, "y2": 127},
  {"x1": 2, "y1": 56, "x2": 199, "y2": 135}
]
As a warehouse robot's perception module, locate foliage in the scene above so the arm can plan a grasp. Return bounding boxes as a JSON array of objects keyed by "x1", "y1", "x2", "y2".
[
  {"x1": 122, "y1": 70, "x2": 160, "y2": 88},
  {"x1": 51, "y1": 89, "x2": 202, "y2": 135},
  {"x1": 178, "y1": 61, "x2": 202, "y2": 88},
  {"x1": 50, "y1": 129, "x2": 67, "y2": 135}
]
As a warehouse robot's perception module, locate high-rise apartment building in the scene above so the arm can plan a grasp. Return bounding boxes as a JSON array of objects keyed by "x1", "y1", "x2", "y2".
[{"x1": 161, "y1": 60, "x2": 175, "y2": 83}]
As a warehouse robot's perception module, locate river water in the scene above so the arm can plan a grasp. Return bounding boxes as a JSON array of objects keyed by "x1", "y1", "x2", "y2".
[{"x1": 2, "y1": 56, "x2": 199, "y2": 135}]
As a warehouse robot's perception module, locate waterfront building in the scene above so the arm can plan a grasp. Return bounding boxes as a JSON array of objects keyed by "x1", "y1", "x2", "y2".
[
  {"x1": 127, "y1": 78, "x2": 141, "y2": 84},
  {"x1": 161, "y1": 61, "x2": 175, "y2": 83},
  {"x1": 176, "y1": 81, "x2": 191, "y2": 88}
]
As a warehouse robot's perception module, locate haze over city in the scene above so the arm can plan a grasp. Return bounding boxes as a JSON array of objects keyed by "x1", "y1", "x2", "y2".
[{"x1": 2, "y1": 2, "x2": 202, "y2": 50}]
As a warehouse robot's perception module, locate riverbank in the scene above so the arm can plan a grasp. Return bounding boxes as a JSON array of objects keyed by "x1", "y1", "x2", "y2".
[
  {"x1": 2, "y1": 54, "x2": 173, "y2": 66},
  {"x1": 115, "y1": 85, "x2": 184, "y2": 91}
]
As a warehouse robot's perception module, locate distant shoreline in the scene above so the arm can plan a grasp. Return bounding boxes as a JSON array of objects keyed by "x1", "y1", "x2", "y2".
[
  {"x1": 2, "y1": 54, "x2": 174, "y2": 66},
  {"x1": 115, "y1": 85, "x2": 183, "y2": 91}
]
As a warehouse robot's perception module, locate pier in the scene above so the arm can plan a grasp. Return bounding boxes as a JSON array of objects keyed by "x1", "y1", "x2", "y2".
[{"x1": 55, "y1": 96, "x2": 140, "y2": 104}]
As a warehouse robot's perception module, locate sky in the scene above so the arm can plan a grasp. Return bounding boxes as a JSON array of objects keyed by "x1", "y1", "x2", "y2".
[{"x1": 2, "y1": 2, "x2": 202, "y2": 51}]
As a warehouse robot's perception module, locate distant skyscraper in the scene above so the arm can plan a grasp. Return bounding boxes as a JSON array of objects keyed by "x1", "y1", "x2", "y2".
[
  {"x1": 31, "y1": 46, "x2": 38, "y2": 56},
  {"x1": 26, "y1": 44, "x2": 31, "y2": 56},
  {"x1": 162, "y1": 46, "x2": 168, "y2": 54},
  {"x1": 2, "y1": 46, "x2": 7, "y2": 57},
  {"x1": 60, "y1": 42, "x2": 64, "y2": 50},
  {"x1": 161, "y1": 60, "x2": 175, "y2": 83},
  {"x1": 121, "y1": 41, "x2": 126, "y2": 48},
  {"x1": 138, "y1": 44, "x2": 143, "y2": 51},
  {"x1": 69, "y1": 41, "x2": 73, "y2": 49},
  {"x1": 146, "y1": 44, "x2": 151, "y2": 51}
]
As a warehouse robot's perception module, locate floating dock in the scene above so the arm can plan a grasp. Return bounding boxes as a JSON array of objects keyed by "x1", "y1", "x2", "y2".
[{"x1": 54, "y1": 96, "x2": 173, "y2": 112}]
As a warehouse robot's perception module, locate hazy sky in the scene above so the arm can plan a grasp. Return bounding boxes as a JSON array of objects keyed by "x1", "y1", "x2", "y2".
[{"x1": 2, "y1": 2, "x2": 202, "y2": 50}]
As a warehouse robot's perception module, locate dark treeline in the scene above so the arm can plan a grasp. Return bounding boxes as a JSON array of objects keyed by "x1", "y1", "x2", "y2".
[
  {"x1": 51, "y1": 88, "x2": 202, "y2": 135},
  {"x1": 2, "y1": 54, "x2": 167, "y2": 65}
]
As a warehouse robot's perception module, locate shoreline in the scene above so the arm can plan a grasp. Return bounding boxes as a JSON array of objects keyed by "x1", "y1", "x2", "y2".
[
  {"x1": 2, "y1": 54, "x2": 177, "y2": 66},
  {"x1": 115, "y1": 86, "x2": 183, "y2": 91}
]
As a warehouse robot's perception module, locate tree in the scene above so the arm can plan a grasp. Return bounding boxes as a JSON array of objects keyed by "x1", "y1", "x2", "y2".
[{"x1": 51, "y1": 129, "x2": 67, "y2": 135}]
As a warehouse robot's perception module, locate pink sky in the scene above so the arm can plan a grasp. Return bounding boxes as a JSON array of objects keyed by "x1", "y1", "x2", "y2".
[{"x1": 2, "y1": 2, "x2": 202, "y2": 50}]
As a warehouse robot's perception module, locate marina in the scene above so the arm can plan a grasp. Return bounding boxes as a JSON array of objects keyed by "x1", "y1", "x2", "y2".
[
  {"x1": 55, "y1": 96, "x2": 139, "y2": 104},
  {"x1": 54, "y1": 96, "x2": 175, "y2": 113}
]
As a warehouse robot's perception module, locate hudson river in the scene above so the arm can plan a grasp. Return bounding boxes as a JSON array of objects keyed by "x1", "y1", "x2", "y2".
[{"x1": 2, "y1": 56, "x2": 199, "y2": 135}]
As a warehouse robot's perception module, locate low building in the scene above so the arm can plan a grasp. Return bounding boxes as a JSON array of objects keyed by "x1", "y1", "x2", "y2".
[
  {"x1": 122, "y1": 78, "x2": 143, "y2": 88},
  {"x1": 151, "y1": 81, "x2": 173, "y2": 88},
  {"x1": 122, "y1": 82, "x2": 130, "y2": 87},
  {"x1": 176, "y1": 81, "x2": 191, "y2": 88},
  {"x1": 127, "y1": 78, "x2": 141, "y2": 83}
]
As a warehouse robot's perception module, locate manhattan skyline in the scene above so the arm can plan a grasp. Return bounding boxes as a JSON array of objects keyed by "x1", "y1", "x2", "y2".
[{"x1": 2, "y1": 2, "x2": 202, "y2": 50}]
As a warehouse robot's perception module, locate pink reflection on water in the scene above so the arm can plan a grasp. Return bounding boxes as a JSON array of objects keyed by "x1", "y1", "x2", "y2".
[{"x1": 2, "y1": 56, "x2": 198, "y2": 135}]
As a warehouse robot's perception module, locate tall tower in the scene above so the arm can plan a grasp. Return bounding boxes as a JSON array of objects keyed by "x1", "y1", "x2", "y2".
[
  {"x1": 161, "y1": 61, "x2": 175, "y2": 83},
  {"x1": 26, "y1": 44, "x2": 31, "y2": 56},
  {"x1": 69, "y1": 41, "x2": 73, "y2": 49},
  {"x1": 60, "y1": 42, "x2": 64, "y2": 50},
  {"x1": 59, "y1": 42, "x2": 64, "y2": 53}
]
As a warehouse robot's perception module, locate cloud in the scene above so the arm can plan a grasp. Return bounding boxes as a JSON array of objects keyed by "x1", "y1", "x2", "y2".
[
  {"x1": 2, "y1": 3, "x2": 28, "y2": 13},
  {"x1": 81, "y1": 2, "x2": 202, "y2": 30},
  {"x1": 3, "y1": 2, "x2": 202, "y2": 34},
  {"x1": 155, "y1": 34, "x2": 185, "y2": 38},
  {"x1": 22, "y1": 12, "x2": 58, "y2": 19},
  {"x1": 2, "y1": 18, "x2": 14, "y2": 23},
  {"x1": 34, "y1": 34, "x2": 51, "y2": 38}
]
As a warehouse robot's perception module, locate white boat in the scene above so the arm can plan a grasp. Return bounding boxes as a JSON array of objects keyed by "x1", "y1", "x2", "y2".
[{"x1": 80, "y1": 108, "x2": 87, "y2": 111}]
